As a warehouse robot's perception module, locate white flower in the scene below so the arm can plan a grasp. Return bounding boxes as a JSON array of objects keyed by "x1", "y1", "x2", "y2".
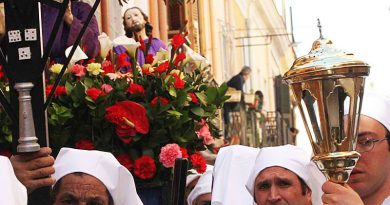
[
  {"x1": 152, "y1": 48, "x2": 170, "y2": 65},
  {"x1": 65, "y1": 46, "x2": 88, "y2": 68},
  {"x1": 183, "y1": 44, "x2": 210, "y2": 69},
  {"x1": 98, "y1": 32, "x2": 113, "y2": 59},
  {"x1": 113, "y1": 35, "x2": 140, "y2": 59}
]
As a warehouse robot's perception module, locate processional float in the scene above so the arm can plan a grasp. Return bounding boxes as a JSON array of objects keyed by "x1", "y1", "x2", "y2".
[
  {"x1": 0, "y1": 1, "x2": 189, "y2": 204},
  {"x1": 283, "y1": 20, "x2": 370, "y2": 183},
  {"x1": 0, "y1": 0, "x2": 100, "y2": 204}
]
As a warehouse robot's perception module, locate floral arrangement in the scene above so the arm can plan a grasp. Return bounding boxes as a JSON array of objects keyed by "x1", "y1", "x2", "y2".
[{"x1": 0, "y1": 33, "x2": 228, "y2": 186}]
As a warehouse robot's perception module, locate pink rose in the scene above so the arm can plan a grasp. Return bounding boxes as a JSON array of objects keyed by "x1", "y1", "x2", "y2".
[
  {"x1": 196, "y1": 120, "x2": 214, "y2": 145},
  {"x1": 159, "y1": 143, "x2": 182, "y2": 168},
  {"x1": 101, "y1": 84, "x2": 113, "y2": 93},
  {"x1": 71, "y1": 64, "x2": 86, "y2": 77}
]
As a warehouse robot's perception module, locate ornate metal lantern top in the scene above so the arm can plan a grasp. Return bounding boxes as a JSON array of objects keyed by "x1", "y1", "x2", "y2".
[
  {"x1": 282, "y1": 20, "x2": 370, "y2": 183},
  {"x1": 284, "y1": 37, "x2": 370, "y2": 83}
]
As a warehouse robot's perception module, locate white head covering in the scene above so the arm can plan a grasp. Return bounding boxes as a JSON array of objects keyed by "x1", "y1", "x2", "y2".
[
  {"x1": 187, "y1": 169, "x2": 213, "y2": 205},
  {"x1": 0, "y1": 156, "x2": 27, "y2": 205},
  {"x1": 359, "y1": 92, "x2": 390, "y2": 132},
  {"x1": 53, "y1": 148, "x2": 143, "y2": 205},
  {"x1": 246, "y1": 145, "x2": 325, "y2": 205},
  {"x1": 212, "y1": 145, "x2": 260, "y2": 205},
  {"x1": 186, "y1": 165, "x2": 213, "y2": 187}
]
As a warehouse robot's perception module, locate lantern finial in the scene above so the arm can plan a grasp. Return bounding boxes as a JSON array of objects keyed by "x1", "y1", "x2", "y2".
[{"x1": 317, "y1": 18, "x2": 323, "y2": 39}]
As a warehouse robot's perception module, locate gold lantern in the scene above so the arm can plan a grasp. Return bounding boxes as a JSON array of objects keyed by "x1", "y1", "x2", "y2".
[{"x1": 283, "y1": 22, "x2": 370, "y2": 183}]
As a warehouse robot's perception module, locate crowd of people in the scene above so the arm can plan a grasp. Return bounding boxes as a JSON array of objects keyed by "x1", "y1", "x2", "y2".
[
  {"x1": 1, "y1": 1, "x2": 390, "y2": 205},
  {"x1": 2, "y1": 91, "x2": 389, "y2": 205}
]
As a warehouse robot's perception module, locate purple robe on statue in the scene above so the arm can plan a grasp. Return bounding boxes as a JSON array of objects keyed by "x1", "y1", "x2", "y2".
[
  {"x1": 42, "y1": 0, "x2": 99, "y2": 63},
  {"x1": 113, "y1": 37, "x2": 167, "y2": 67}
]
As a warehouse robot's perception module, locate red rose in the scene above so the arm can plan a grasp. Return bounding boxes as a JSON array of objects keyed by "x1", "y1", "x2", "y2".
[
  {"x1": 75, "y1": 139, "x2": 95, "y2": 150},
  {"x1": 0, "y1": 65, "x2": 5, "y2": 80},
  {"x1": 46, "y1": 85, "x2": 67, "y2": 98},
  {"x1": 172, "y1": 73, "x2": 185, "y2": 89},
  {"x1": 105, "y1": 100, "x2": 149, "y2": 143},
  {"x1": 174, "y1": 52, "x2": 186, "y2": 66},
  {"x1": 180, "y1": 147, "x2": 189, "y2": 159},
  {"x1": 102, "y1": 60, "x2": 115, "y2": 74},
  {"x1": 171, "y1": 34, "x2": 186, "y2": 50},
  {"x1": 190, "y1": 152, "x2": 207, "y2": 174},
  {"x1": 116, "y1": 153, "x2": 134, "y2": 170},
  {"x1": 0, "y1": 149, "x2": 12, "y2": 158},
  {"x1": 151, "y1": 96, "x2": 169, "y2": 107},
  {"x1": 155, "y1": 61, "x2": 169, "y2": 74},
  {"x1": 86, "y1": 87, "x2": 103, "y2": 102},
  {"x1": 134, "y1": 155, "x2": 156, "y2": 180},
  {"x1": 145, "y1": 54, "x2": 154, "y2": 64},
  {"x1": 127, "y1": 83, "x2": 145, "y2": 96},
  {"x1": 189, "y1": 92, "x2": 198, "y2": 104}
]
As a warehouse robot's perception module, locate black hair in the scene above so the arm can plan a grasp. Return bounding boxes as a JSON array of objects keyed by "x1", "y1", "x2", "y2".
[
  {"x1": 122, "y1": 7, "x2": 153, "y2": 38},
  {"x1": 255, "y1": 90, "x2": 263, "y2": 99},
  {"x1": 51, "y1": 172, "x2": 114, "y2": 205}
]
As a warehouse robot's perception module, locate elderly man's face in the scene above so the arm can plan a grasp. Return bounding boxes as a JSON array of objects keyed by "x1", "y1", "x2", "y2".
[
  {"x1": 53, "y1": 173, "x2": 110, "y2": 205},
  {"x1": 254, "y1": 166, "x2": 311, "y2": 205},
  {"x1": 123, "y1": 8, "x2": 146, "y2": 32},
  {"x1": 348, "y1": 115, "x2": 390, "y2": 199}
]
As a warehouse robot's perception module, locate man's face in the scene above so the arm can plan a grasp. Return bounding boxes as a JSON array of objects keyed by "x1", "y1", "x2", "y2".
[
  {"x1": 123, "y1": 8, "x2": 146, "y2": 32},
  {"x1": 348, "y1": 115, "x2": 390, "y2": 198},
  {"x1": 254, "y1": 166, "x2": 311, "y2": 205},
  {"x1": 53, "y1": 173, "x2": 110, "y2": 205},
  {"x1": 243, "y1": 74, "x2": 250, "y2": 81},
  {"x1": 195, "y1": 193, "x2": 211, "y2": 205}
]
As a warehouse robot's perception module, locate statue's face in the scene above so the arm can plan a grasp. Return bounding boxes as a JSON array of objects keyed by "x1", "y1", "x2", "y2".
[
  {"x1": 53, "y1": 173, "x2": 110, "y2": 205},
  {"x1": 123, "y1": 8, "x2": 146, "y2": 33},
  {"x1": 254, "y1": 166, "x2": 312, "y2": 205}
]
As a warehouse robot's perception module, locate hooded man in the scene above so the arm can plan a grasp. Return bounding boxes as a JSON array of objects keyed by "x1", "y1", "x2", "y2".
[
  {"x1": 212, "y1": 145, "x2": 259, "y2": 205},
  {"x1": 246, "y1": 145, "x2": 325, "y2": 205},
  {"x1": 51, "y1": 148, "x2": 143, "y2": 205},
  {"x1": 187, "y1": 169, "x2": 213, "y2": 205},
  {"x1": 322, "y1": 92, "x2": 390, "y2": 205}
]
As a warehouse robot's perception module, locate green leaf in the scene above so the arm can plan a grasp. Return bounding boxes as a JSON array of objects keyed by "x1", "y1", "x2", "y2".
[
  {"x1": 191, "y1": 107, "x2": 205, "y2": 116},
  {"x1": 218, "y1": 83, "x2": 228, "y2": 95},
  {"x1": 169, "y1": 86, "x2": 177, "y2": 98},
  {"x1": 142, "y1": 149, "x2": 155, "y2": 158},
  {"x1": 205, "y1": 87, "x2": 218, "y2": 104},
  {"x1": 83, "y1": 77, "x2": 94, "y2": 88},
  {"x1": 167, "y1": 110, "x2": 183, "y2": 118},
  {"x1": 195, "y1": 92, "x2": 207, "y2": 105}
]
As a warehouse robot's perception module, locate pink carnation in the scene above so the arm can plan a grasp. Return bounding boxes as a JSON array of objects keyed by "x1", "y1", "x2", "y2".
[{"x1": 159, "y1": 143, "x2": 182, "y2": 168}]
